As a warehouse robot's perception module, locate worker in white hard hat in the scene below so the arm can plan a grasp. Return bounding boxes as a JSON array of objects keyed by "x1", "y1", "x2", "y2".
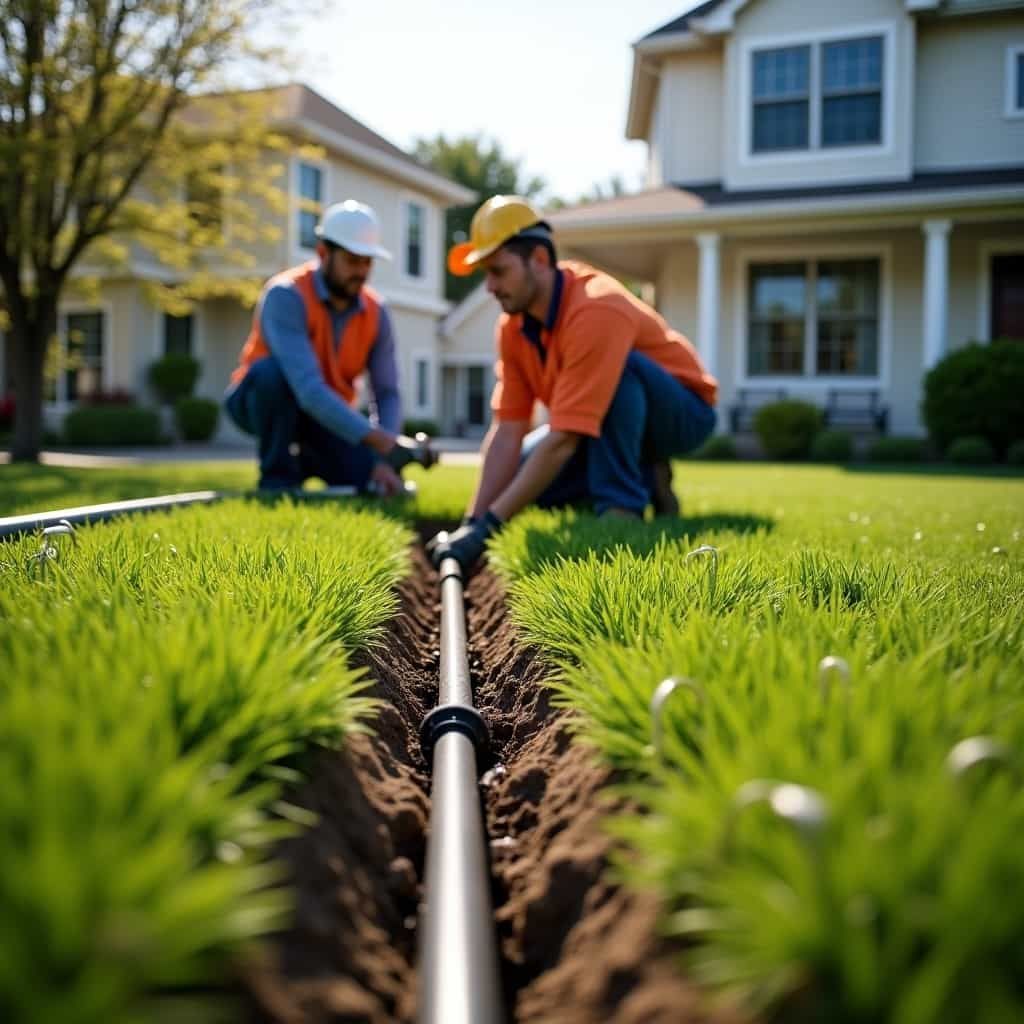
[{"x1": 226, "y1": 200, "x2": 434, "y2": 492}]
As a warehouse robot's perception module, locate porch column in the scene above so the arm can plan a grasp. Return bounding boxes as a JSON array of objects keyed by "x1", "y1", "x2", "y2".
[
  {"x1": 922, "y1": 219, "x2": 952, "y2": 369},
  {"x1": 696, "y1": 232, "x2": 721, "y2": 377}
]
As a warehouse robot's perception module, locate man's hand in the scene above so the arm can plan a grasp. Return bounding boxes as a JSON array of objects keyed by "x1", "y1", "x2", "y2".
[
  {"x1": 368, "y1": 461, "x2": 404, "y2": 498},
  {"x1": 426, "y1": 511, "x2": 503, "y2": 572}
]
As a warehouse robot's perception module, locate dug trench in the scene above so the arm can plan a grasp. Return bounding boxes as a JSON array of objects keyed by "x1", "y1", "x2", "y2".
[{"x1": 244, "y1": 537, "x2": 741, "y2": 1024}]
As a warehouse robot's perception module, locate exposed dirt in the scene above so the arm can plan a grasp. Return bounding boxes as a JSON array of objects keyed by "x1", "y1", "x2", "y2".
[{"x1": 243, "y1": 543, "x2": 742, "y2": 1024}]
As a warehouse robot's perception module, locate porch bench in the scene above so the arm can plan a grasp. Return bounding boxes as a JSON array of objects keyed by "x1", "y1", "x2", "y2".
[
  {"x1": 822, "y1": 388, "x2": 889, "y2": 434},
  {"x1": 729, "y1": 387, "x2": 788, "y2": 433}
]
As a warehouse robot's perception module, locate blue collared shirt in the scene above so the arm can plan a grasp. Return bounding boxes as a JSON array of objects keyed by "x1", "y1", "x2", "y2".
[
  {"x1": 520, "y1": 268, "x2": 564, "y2": 364},
  {"x1": 255, "y1": 264, "x2": 402, "y2": 445}
]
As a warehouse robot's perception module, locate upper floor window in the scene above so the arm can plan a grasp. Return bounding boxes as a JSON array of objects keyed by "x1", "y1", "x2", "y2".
[
  {"x1": 405, "y1": 201, "x2": 425, "y2": 278},
  {"x1": 748, "y1": 258, "x2": 880, "y2": 378},
  {"x1": 751, "y1": 35, "x2": 884, "y2": 154},
  {"x1": 1007, "y1": 45, "x2": 1024, "y2": 118},
  {"x1": 298, "y1": 163, "x2": 322, "y2": 250}
]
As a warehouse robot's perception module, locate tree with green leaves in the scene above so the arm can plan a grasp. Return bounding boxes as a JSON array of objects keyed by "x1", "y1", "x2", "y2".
[
  {"x1": 0, "y1": 0, "x2": 304, "y2": 462},
  {"x1": 412, "y1": 134, "x2": 546, "y2": 303}
]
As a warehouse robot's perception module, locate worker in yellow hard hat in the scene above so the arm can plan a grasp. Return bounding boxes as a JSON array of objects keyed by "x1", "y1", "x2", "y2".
[{"x1": 427, "y1": 195, "x2": 719, "y2": 572}]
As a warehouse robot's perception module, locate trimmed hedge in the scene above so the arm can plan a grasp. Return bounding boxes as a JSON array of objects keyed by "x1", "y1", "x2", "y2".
[
  {"x1": 868, "y1": 436, "x2": 927, "y2": 463},
  {"x1": 753, "y1": 400, "x2": 822, "y2": 460},
  {"x1": 810, "y1": 429, "x2": 854, "y2": 463},
  {"x1": 922, "y1": 341, "x2": 1024, "y2": 455},
  {"x1": 691, "y1": 434, "x2": 738, "y2": 460},
  {"x1": 63, "y1": 405, "x2": 164, "y2": 447},
  {"x1": 947, "y1": 435, "x2": 995, "y2": 466},
  {"x1": 149, "y1": 354, "x2": 200, "y2": 404},
  {"x1": 175, "y1": 397, "x2": 220, "y2": 442}
]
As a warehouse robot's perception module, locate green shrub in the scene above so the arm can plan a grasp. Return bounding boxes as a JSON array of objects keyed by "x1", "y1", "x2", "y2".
[
  {"x1": 868, "y1": 436, "x2": 927, "y2": 463},
  {"x1": 753, "y1": 400, "x2": 822, "y2": 460},
  {"x1": 149, "y1": 353, "x2": 200, "y2": 404},
  {"x1": 810, "y1": 429, "x2": 854, "y2": 463},
  {"x1": 402, "y1": 418, "x2": 440, "y2": 436},
  {"x1": 1007, "y1": 440, "x2": 1024, "y2": 467},
  {"x1": 947, "y1": 435, "x2": 995, "y2": 466},
  {"x1": 63, "y1": 404, "x2": 163, "y2": 446},
  {"x1": 922, "y1": 340, "x2": 1024, "y2": 455},
  {"x1": 175, "y1": 397, "x2": 220, "y2": 441},
  {"x1": 691, "y1": 434, "x2": 738, "y2": 460}
]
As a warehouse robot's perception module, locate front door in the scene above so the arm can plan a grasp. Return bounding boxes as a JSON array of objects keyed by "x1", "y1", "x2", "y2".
[{"x1": 991, "y1": 253, "x2": 1024, "y2": 340}]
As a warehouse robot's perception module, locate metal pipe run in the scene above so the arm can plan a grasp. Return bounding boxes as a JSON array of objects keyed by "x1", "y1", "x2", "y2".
[
  {"x1": 0, "y1": 491, "x2": 223, "y2": 540},
  {"x1": 418, "y1": 557, "x2": 502, "y2": 1024}
]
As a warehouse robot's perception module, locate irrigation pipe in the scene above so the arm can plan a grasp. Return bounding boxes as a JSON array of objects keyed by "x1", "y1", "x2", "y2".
[{"x1": 418, "y1": 555, "x2": 503, "y2": 1024}]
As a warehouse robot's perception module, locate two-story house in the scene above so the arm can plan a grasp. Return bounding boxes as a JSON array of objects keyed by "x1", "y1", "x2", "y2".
[
  {"x1": 2, "y1": 84, "x2": 473, "y2": 440},
  {"x1": 550, "y1": 0, "x2": 1024, "y2": 437},
  {"x1": 443, "y1": 0, "x2": 1024, "y2": 440}
]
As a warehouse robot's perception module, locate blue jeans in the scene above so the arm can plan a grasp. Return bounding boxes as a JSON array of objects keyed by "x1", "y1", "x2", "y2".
[
  {"x1": 524, "y1": 350, "x2": 716, "y2": 515},
  {"x1": 224, "y1": 357, "x2": 375, "y2": 490}
]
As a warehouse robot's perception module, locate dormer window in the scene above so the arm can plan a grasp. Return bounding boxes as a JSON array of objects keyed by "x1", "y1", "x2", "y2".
[{"x1": 750, "y1": 33, "x2": 885, "y2": 155}]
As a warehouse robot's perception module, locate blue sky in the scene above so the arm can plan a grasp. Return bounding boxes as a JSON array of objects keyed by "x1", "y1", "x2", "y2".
[{"x1": 288, "y1": 1, "x2": 703, "y2": 201}]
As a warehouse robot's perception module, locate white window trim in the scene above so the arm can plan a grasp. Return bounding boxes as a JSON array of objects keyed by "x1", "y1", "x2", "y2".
[
  {"x1": 1005, "y1": 44, "x2": 1024, "y2": 120},
  {"x1": 410, "y1": 348, "x2": 435, "y2": 416},
  {"x1": 738, "y1": 22, "x2": 897, "y2": 167},
  {"x1": 45, "y1": 302, "x2": 114, "y2": 412},
  {"x1": 977, "y1": 238, "x2": 1024, "y2": 342},
  {"x1": 733, "y1": 241, "x2": 892, "y2": 390},
  {"x1": 398, "y1": 192, "x2": 433, "y2": 289},
  {"x1": 291, "y1": 154, "x2": 329, "y2": 260}
]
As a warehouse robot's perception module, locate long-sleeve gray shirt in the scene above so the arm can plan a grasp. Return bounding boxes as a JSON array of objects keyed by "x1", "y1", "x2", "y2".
[{"x1": 256, "y1": 265, "x2": 401, "y2": 445}]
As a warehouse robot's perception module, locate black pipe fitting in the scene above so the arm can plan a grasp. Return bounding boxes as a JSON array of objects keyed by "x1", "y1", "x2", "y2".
[{"x1": 419, "y1": 703, "x2": 490, "y2": 764}]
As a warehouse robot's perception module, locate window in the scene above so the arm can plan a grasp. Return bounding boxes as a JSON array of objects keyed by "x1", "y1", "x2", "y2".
[
  {"x1": 405, "y1": 201, "x2": 424, "y2": 278},
  {"x1": 298, "y1": 163, "x2": 322, "y2": 249},
  {"x1": 752, "y1": 46, "x2": 810, "y2": 152},
  {"x1": 751, "y1": 34, "x2": 884, "y2": 154},
  {"x1": 467, "y1": 365, "x2": 486, "y2": 426},
  {"x1": 415, "y1": 356, "x2": 430, "y2": 409},
  {"x1": 821, "y1": 38, "x2": 883, "y2": 147},
  {"x1": 64, "y1": 312, "x2": 104, "y2": 401},
  {"x1": 747, "y1": 259, "x2": 880, "y2": 377},
  {"x1": 1007, "y1": 46, "x2": 1024, "y2": 117},
  {"x1": 163, "y1": 313, "x2": 193, "y2": 356},
  {"x1": 185, "y1": 168, "x2": 223, "y2": 235}
]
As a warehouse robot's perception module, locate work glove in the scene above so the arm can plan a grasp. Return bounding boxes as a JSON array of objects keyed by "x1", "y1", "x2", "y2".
[
  {"x1": 426, "y1": 510, "x2": 503, "y2": 571},
  {"x1": 386, "y1": 431, "x2": 437, "y2": 472}
]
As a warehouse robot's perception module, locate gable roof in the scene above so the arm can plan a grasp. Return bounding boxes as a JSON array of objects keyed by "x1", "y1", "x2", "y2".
[
  {"x1": 638, "y1": 1, "x2": 724, "y2": 41},
  {"x1": 262, "y1": 84, "x2": 474, "y2": 205}
]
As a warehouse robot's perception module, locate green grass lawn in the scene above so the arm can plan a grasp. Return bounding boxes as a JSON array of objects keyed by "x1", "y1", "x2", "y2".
[
  {"x1": 0, "y1": 498, "x2": 411, "y2": 1023},
  {"x1": 3, "y1": 459, "x2": 1022, "y2": 1022},
  {"x1": 0, "y1": 460, "x2": 477, "y2": 521},
  {"x1": 488, "y1": 464, "x2": 1024, "y2": 1024}
]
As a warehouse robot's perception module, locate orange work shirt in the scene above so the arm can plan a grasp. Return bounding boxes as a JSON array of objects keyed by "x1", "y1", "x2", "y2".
[{"x1": 491, "y1": 261, "x2": 718, "y2": 438}]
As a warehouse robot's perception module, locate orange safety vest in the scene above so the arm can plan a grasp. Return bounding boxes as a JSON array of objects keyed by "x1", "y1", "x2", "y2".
[{"x1": 230, "y1": 261, "x2": 381, "y2": 405}]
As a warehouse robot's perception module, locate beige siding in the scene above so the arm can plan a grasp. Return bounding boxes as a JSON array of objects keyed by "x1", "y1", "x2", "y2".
[
  {"x1": 653, "y1": 50, "x2": 726, "y2": 185},
  {"x1": 723, "y1": 0, "x2": 914, "y2": 189},
  {"x1": 915, "y1": 12, "x2": 1024, "y2": 169},
  {"x1": 287, "y1": 152, "x2": 445, "y2": 304}
]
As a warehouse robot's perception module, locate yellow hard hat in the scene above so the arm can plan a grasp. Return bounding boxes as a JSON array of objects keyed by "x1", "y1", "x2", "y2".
[{"x1": 448, "y1": 195, "x2": 549, "y2": 276}]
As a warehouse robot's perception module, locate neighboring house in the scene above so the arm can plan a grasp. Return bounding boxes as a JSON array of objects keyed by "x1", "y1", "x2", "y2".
[
  {"x1": 448, "y1": 0, "x2": 1024, "y2": 439},
  {"x1": 0, "y1": 84, "x2": 473, "y2": 440}
]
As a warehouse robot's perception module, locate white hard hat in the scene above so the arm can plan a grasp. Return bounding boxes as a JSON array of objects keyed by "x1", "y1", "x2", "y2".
[{"x1": 316, "y1": 200, "x2": 392, "y2": 260}]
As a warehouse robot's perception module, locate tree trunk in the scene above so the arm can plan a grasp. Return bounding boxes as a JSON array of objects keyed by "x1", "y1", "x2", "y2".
[{"x1": 9, "y1": 298, "x2": 57, "y2": 463}]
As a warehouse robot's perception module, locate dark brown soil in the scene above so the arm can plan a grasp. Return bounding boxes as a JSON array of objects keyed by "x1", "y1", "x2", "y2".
[{"x1": 243, "y1": 545, "x2": 743, "y2": 1024}]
